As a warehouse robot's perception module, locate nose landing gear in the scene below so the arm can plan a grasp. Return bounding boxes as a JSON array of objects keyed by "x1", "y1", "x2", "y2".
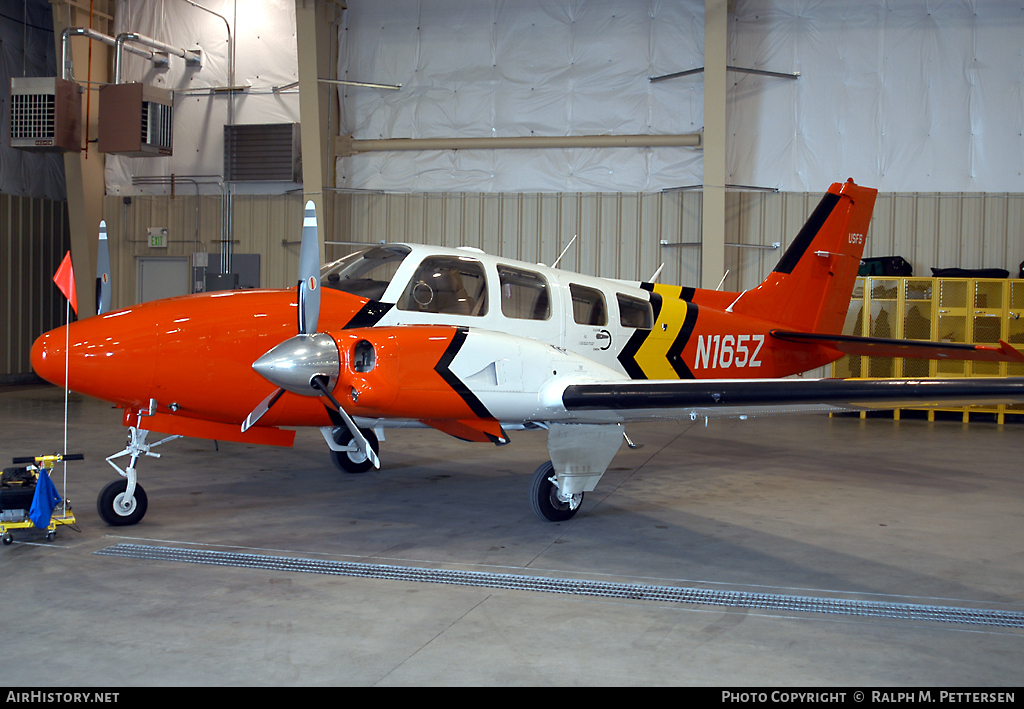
[
  {"x1": 101, "y1": 420, "x2": 180, "y2": 526},
  {"x1": 96, "y1": 477, "x2": 149, "y2": 526}
]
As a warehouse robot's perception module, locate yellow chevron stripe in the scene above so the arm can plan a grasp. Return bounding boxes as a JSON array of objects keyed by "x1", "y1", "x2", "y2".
[
  {"x1": 651, "y1": 284, "x2": 684, "y2": 300},
  {"x1": 632, "y1": 294, "x2": 690, "y2": 379}
]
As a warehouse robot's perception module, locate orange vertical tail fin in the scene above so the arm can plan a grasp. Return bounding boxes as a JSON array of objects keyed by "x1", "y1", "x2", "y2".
[{"x1": 732, "y1": 179, "x2": 877, "y2": 335}]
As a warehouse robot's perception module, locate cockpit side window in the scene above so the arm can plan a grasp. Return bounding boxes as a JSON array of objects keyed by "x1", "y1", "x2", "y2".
[
  {"x1": 617, "y1": 293, "x2": 653, "y2": 329},
  {"x1": 498, "y1": 265, "x2": 550, "y2": 320},
  {"x1": 321, "y1": 245, "x2": 410, "y2": 301},
  {"x1": 397, "y1": 256, "x2": 488, "y2": 316},
  {"x1": 569, "y1": 283, "x2": 607, "y2": 326}
]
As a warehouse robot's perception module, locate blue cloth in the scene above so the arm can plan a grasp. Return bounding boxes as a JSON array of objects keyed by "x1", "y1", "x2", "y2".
[{"x1": 30, "y1": 470, "x2": 62, "y2": 529}]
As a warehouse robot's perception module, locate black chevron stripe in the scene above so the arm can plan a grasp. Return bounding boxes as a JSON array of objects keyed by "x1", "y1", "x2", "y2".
[
  {"x1": 666, "y1": 302, "x2": 698, "y2": 379},
  {"x1": 343, "y1": 301, "x2": 394, "y2": 329},
  {"x1": 433, "y1": 328, "x2": 494, "y2": 421},
  {"x1": 617, "y1": 291, "x2": 663, "y2": 380}
]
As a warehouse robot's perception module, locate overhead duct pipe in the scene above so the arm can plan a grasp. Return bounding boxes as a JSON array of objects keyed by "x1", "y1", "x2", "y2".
[
  {"x1": 61, "y1": 27, "x2": 163, "y2": 82},
  {"x1": 114, "y1": 32, "x2": 202, "y2": 84},
  {"x1": 336, "y1": 132, "x2": 702, "y2": 156}
]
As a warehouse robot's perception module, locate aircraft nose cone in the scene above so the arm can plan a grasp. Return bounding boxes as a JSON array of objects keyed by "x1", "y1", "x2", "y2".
[
  {"x1": 29, "y1": 310, "x2": 158, "y2": 405},
  {"x1": 252, "y1": 333, "x2": 340, "y2": 396},
  {"x1": 31, "y1": 328, "x2": 68, "y2": 387}
]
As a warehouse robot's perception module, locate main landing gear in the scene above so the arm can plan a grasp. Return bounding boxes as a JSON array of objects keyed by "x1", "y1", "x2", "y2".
[
  {"x1": 322, "y1": 425, "x2": 381, "y2": 474},
  {"x1": 527, "y1": 423, "x2": 625, "y2": 523},
  {"x1": 529, "y1": 461, "x2": 584, "y2": 522},
  {"x1": 327, "y1": 426, "x2": 380, "y2": 471}
]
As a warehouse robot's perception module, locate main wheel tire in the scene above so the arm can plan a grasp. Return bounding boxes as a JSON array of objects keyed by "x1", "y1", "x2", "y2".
[
  {"x1": 329, "y1": 427, "x2": 379, "y2": 474},
  {"x1": 529, "y1": 461, "x2": 583, "y2": 522},
  {"x1": 97, "y1": 479, "x2": 148, "y2": 526}
]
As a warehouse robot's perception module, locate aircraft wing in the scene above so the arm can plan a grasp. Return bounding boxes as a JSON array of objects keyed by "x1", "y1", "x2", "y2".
[
  {"x1": 770, "y1": 330, "x2": 1024, "y2": 363},
  {"x1": 555, "y1": 376, "x2": 1024, "y2": 423}
]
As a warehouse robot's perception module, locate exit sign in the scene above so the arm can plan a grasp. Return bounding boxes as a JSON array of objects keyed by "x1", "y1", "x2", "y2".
[{"x1": 148, "y1": 227, "x2": 168, "y2": 248}]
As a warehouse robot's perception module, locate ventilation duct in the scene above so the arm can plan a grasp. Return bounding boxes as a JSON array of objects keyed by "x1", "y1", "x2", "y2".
[
  {"x1": 224, "y1": 123, "x2": 301, "y2": 182},
  {"x1": 8, "y1": 77, "x2": 82, "y2": 152},
  {"x1": 97, "y1": 83, "x2": 173, "y2": 156}
]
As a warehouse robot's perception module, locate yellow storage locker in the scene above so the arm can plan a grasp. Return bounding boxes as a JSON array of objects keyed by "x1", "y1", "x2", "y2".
[
  {"x1": 902, "y1": 278, "x2": 935, "y2": 378},
  {"x1": 1003, "y1": 281, "x2": 1024, "y2": 419},
  {"x1": 832, "y1": 277, "x2": 1024, "y2": 423}
]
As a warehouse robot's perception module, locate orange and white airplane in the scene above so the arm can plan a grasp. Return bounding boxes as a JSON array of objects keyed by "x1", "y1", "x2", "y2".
[{"x1": 30, "y1": 179, "x2": 1024, "y2": 525}]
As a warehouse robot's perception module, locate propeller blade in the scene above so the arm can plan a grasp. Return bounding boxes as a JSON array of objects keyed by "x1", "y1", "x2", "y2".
[
  {"x1": 242, "y1": 202, "x2": 330, "y2": 435},
  {"x1": 297, "y1": 200, "x2": 321, "y2": 335},
  {"x1": 241, "y1": 387, "x2": 286, "y2": 432},
  {"x1": 96, "y1": 220, "x2": 111, "y2": 315},
  {"x1": 311, "y1": 376, "x2": 380, "y2": 469}
]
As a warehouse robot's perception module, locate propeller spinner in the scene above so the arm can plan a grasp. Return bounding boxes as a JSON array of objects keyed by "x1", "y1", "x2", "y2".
[{"x1": 241, "y1": 200, "x2": 379, "y2": 469}]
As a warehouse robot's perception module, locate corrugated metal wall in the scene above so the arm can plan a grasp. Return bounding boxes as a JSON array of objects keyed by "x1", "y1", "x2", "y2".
[
  {"x1": 99, "y1": 194, "x2": 304, "y2": 308},
  {"x1": 341, "y1": 190, "x2": 1024, "y2": 292},
  {"x1": 867, "y1": 193, "x2": 1024, "y2": 279},
  {"x1": 340, "y1": 191, "x2": 705, "y2": 287},
  {"x1": 93, "y1": 190, "x2": 1024, "y2": 312},
  {"x1": 0, "y1": 194, "x2": 71, "y2": 382}
]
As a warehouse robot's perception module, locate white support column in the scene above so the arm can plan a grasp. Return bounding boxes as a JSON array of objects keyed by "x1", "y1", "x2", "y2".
[
  {"x1": 294, "y1": 0, "x2": 343, "y2": 252},
  {"x1": 702, "y1": 0, "x2": 728, "y2": 290}
]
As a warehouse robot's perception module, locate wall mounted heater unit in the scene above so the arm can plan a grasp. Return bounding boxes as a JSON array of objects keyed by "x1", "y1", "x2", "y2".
[
  {"x1": 224, "y1": 123, "x2": 302, "y2": 182},
  {"x1": 97, "y1": 82, "x2": 173, "y2": 156},
  {"x1": 9, "y1": 77, "x2": 82, "y2": 152}
]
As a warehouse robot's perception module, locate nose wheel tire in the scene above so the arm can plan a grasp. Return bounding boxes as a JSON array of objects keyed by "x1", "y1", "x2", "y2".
[
  {"x1": 529, "y1": 461, "x2": 583, "y2": 522},
  {"x1": 97, "y1": 479, "x2": 148, "y2": 526},
  {"x1": 329, "y1": 427, "x2": 379, "y2": 474}
]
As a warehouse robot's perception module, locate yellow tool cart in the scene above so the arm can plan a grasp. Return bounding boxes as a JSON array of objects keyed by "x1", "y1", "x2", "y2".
[
  {"x1": 1, "y1": 454, "x2": 80, "y2": 545},
  {"x1": 832, "y1": 277, "x2": 1024, "y2": 423}
]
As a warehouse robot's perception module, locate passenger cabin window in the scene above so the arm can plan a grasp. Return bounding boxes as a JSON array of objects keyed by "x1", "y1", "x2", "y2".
[
  {"x1": 569, "y1": 284, "x2": 607, "y2": 326},
  {"x1": 617, "y1": 293, "x2": 654, "y2": 329},
  {"x1": 498, "y1": 265, "x2": 550, "y2": 320},
  {"x1": 398, "y1": 256, "x2": 488, "y2": 316},
  {"x1": 321, "y1": 245, "x2": 410, "y2": 301}
]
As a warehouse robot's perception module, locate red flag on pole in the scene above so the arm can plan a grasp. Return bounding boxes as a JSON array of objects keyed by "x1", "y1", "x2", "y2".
[{"x1": 53, "y1": 251, "x2": 78, "y2": 315}]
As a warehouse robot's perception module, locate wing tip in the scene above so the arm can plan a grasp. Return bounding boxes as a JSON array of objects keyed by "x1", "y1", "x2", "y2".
[{"x1": 999, "y1": 340, "x2": 1024, "y2": 363}]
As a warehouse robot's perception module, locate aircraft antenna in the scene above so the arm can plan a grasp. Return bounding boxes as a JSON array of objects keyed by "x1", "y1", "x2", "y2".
[
  {"x1": 648, "y1": 263, "x2": 665, "y2": 283},
  {"x1": 716, "y1": 270, "x2": 730, "y2": 291},
  {"x1": 551, "y1": 234, "x2": 577, "y2": 269}
]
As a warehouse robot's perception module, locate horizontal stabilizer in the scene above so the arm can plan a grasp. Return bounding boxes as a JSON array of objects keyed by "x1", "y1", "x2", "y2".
[{"x1": 770, "y1": 330, "x2": 1024, "y2": 364}]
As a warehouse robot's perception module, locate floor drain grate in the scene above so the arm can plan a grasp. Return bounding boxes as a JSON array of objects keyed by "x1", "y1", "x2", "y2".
[{"x1": 95, "y1": 543, "x2": 1024, "y2": 629}]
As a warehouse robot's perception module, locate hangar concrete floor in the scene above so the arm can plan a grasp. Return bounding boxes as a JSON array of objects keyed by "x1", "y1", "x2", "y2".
[{"x1": 2, "y1": 384, "x2": 1023, "y2": 687}]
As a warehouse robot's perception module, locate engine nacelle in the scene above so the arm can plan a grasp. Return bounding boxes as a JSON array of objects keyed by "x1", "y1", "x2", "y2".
[{"x1": 327, "y1": 326, "x2": 627, "y2": 425}]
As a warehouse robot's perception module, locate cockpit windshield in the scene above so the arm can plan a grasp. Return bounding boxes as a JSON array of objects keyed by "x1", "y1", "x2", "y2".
[{"x1": 320, "y1": 245, "x2": 410, "y2": 301}]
